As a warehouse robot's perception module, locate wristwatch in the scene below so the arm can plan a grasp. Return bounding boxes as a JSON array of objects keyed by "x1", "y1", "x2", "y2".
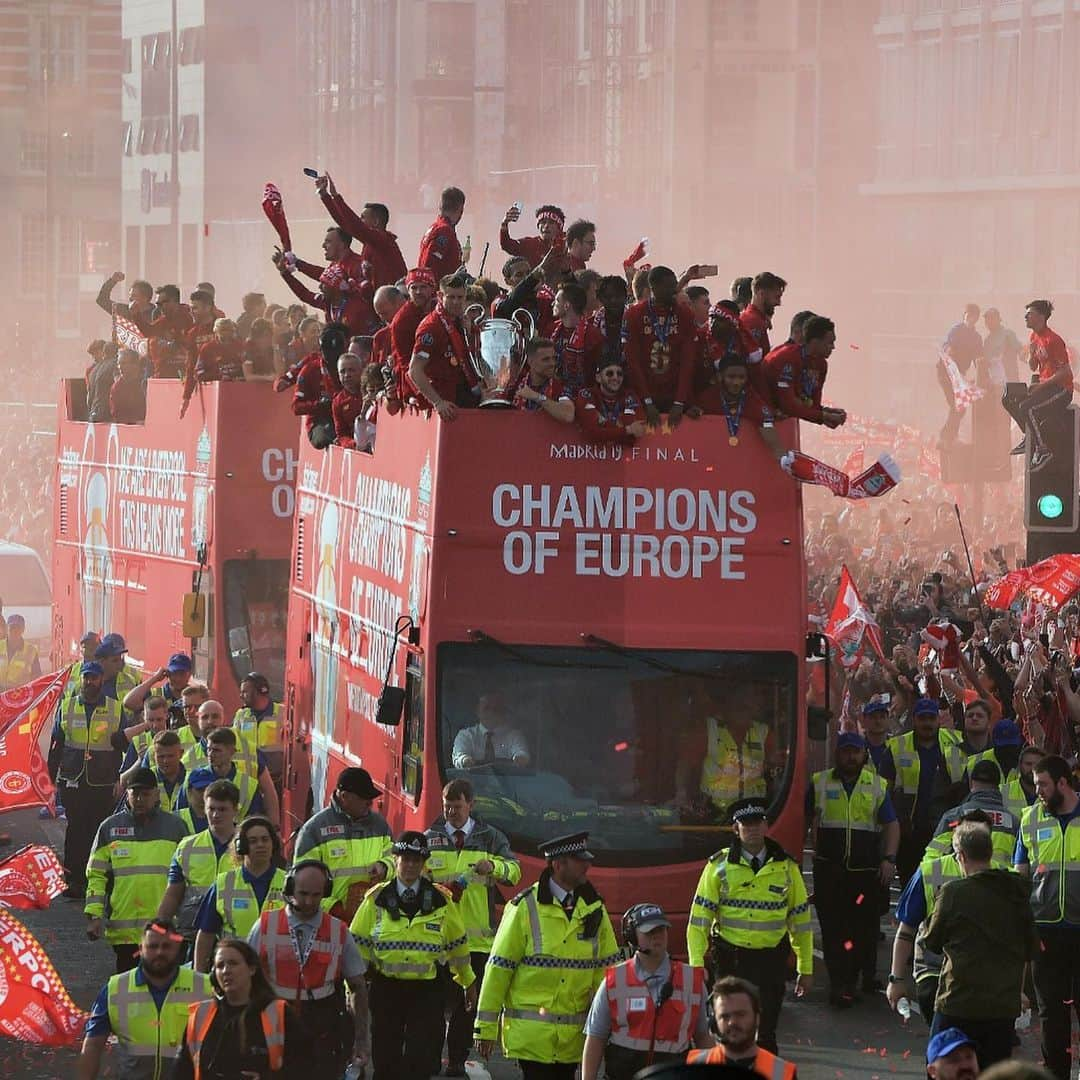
[{"x1": 887, "y1": 974, "x2": 903, "y2": 984}]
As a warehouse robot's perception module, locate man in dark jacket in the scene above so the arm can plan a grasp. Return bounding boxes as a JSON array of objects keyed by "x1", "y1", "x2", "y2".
[{"x1": 923, "y1": 819, "x2": 1040, "y2": 1069}]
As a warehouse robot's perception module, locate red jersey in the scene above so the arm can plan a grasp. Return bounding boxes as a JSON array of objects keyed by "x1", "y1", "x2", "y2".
[
  {"x1": 288, "y1": 251, "x2": 377, "y2": 336},
  {"x1": 514, "y1": 375, "x2": 571, "y2": 412},
  {"x1": 621, "y1": 299, "x2": 697, "y2": 406},
  {"x1": 737, "y1": 303, "x2": 773, "y2": 400},
  {"x1": 372, "y1": 325, "x2": 392, "y2": 372},
  {"x1": 332, "y1": 388, "x2": 366, "y2": 448},
  {"x1": 568, "y1": 253, "x2": 588, "y2": 272},
  {"x1": 319, "y1": 190, "x2": 407, "y2": 288},
  {"x1": 1031, "y1": 328, "x2": 1073, "y2": 393},
  {"x1": 498, "y1": 225, "x2": 550, "y2": 269},
  {"x1": 762, "y1": 342, "x2": 829, "y2": 423},
  {"x1": 695, "y1": 383, "x2": 776, "y2": 431},
  {"x1": 291, "y1": 353, "x2": 334, "y2": 431},
  {"x1": 551, "y1": 319, "x2": 604, "y2": 396},
  {"x1": 135, "y1": 307, "x2": 194, "y2": 378},
  {"x1": 412, "y1": 307, "x2": 470, "y2": 409},
  {"x1": 575, "y1": 386, "x2": 645, "y2": 444},
  {"x1": 185, "y1": 320, "x2": 217, "y2": 361},
  {"x1": 109, "y1": 376, "x2": 146, "y2": 425},
  {"x1": 417, "y1": 215, "x2": 462, "y2": 279},
  {"x1": 389, "y1": 300, "x2": 433, "y2": 400},
  {"x1": 196, "y1": 340, "x2": 245, "y2": 382}
]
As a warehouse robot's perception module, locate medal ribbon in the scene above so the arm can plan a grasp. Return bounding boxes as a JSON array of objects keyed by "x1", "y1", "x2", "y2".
[
  {"x1": 436, "y1": 304, "x2": 468, "y2": 368},
  {"x1": 720, "y1": 389, "x2": 745, "y2": 440},
  {"x1": 646, "y1": 300, "x2": 675, "y2": 346}
]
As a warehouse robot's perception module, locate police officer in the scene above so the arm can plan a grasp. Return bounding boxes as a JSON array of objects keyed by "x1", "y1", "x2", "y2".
[
  {"x1": 0, "y1": 614, "x2": 40, "y2": 689},
  {"x1": 47, "y1": 660, "x2": 125, "y2": 899},
  {"x1": 248, "y1": 859, "x2": 370, "y2": 1075},
  {"x1": 879, "y1": 697, "x2": 967, "y2": 884},
  {"x1": 923, "y1": 759, "x2": 1019, "y2": 863},
  {"x1": 193, "y1": 814, "x2": 287, "y2": 971},
  {"x1": 157, "y1": 778, "x2": 240, "y2": 946},
  {"x1": 687, "y1": 798, "x2": 812, "y2": 1053},
  {"x1": 77, "y1": 919, "x2": 212, "y2": 1080},
  {"x1": 1015, "y1": 754, "x2": 1080, "y2": 1079},
  {"x1": 351, "y1": 831, "x2": 476, "y2": 1079},
  {"x1": 85, "y1": 767, "x2": 189, "y2": 972},
  {"x1": 808, "y1": 732, "x2": 899, "y2": 1007},
  {"x1": 294, "y1": 766, "x2": 394, "y2": 922},
  {"x1": 423, "y1": 777, "x2": 521, "y2": 1076},
  {"x1": 232, "y1": 671, "x2": 284, "y2": 788},
  {"x1": 581, "y1": 903, "x2": 710, "y2": 1079},
  {"x1": 476, "y1": 830, "x2": 620, "y2": 1079}
]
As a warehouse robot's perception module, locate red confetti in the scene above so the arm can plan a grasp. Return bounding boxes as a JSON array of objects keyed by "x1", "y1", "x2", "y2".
[
  {"x1": 844, "y1": 939, "x2": 854, "y2": 951},
  {"x1": 855, "y1": 893, "x2": 865, "y2": 905},
  {"x1": 902, "y1": 1051, "x2": 911, "y2": 1059},
  {"x1": 613, "y1": 741, "x2": 628, "y2": 752},
  {"x1": 849, "y1": 344, "x2": 861, "y2": 350}
]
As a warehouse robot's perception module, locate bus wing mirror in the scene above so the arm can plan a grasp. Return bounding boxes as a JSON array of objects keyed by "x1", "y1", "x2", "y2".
[
  {"x1": 375, "y1": 685, "x2": 405, "y2": 727},
  {"x1": 182, "y1": 593, "x2": 206, "y2": 638},
  {"x1": 807, "y1": 705, "x2": 830, "y2": 741}
]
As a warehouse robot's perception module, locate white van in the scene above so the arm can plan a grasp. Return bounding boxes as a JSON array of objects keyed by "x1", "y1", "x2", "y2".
[{"x1": 0, "y1": 542, "x2": 52, "y2": 654}]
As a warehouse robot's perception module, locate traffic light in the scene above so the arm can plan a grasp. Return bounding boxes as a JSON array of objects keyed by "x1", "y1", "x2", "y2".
[{"x1": 1026, "y1": 404, "x2": 1080, "y2": 561}]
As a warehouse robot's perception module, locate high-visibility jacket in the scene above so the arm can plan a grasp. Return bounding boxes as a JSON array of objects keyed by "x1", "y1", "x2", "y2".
[
  {"x1": 687, "y1": 842, "x2": 813, "y2": 972},
  {"x1": 423, "y1": 815, "x2": 521, "y2": 952},
  {"x1": 923, "y1": 791, "x2": 1019, "y2": 863},
  {"x1": 170, "y1": 830, "x2": 236, "y2": 934},
  {"x1": 180, "y1": 733, "x2": 256, "y2": 778},
  {"x1": 605, "y1": 957, "x2": 703, "y2": 1055},
  {"x1": 196, "y1": 765, "x2": 258, "y2": 818},
  {"x1": 105, "y1": 965, "x2": 212, "y2": 1080},
  {"x1": 178, "y1": 807, "x2": 207, "y2": 834},
  {"x1": 475, "y1": 870, "x2": 620, "y2": 1064},
  {"x1": 153, "y1": 767, "x2": 187, "y2": 814},
  {"x1": 1020, "y1": 801, "x2": 1080, "y2": 925},
  {"x1": 233, "y1": 702, "x2": 283, "y2": 755},
  {"x1": 1003, "y1": 775, "x2": 1035, "y2": 820},
  {"x1": 687, "y1": 1044, "x2": 797, "y2": 1078},
  {"x1": 184, "y1": 997, "x2": 286, "y2": 1078},
  {"x1": 228, "y1": 725, "x2": 262, "y2": 780},
  {"x1": 812, "y1": 766, "x2": 888, "y2": 869},
  {"x1": 256, "y1": 906, "x2": 349, "y2": 1002},
  {"x1": 293, "y1": 798, "x2": 395, "y2": 918},
  {"x1": 351, "y1": 878, "x2": 474, "y2": 986},
  {"x1": 57, "y1": 694, "x2": 124, "y2": 786},
  {"x1": 180, "y1": 737, "x2": 210, "y2": 774},
  {"x1": 85, "y1": 807, "x2": 190, "y2": 944},
  {"x1": 886, "y1": 729, "x2": 966, "y2": 813},
  {"x1": 965, "y1": 746, "x2": 1017, "y2": 782},
  {"x1": 700, "y1": 718, "x2": 769, "y2": 809},
  {"x1": 214, "y1": 865, "x2": 287, "y2": 938},
  {"x1": 0, "y1": 639, "x2": 37, "y2": 689}
]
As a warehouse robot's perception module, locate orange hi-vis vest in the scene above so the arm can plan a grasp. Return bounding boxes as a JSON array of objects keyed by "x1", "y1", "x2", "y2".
[
  {"x1": 606, "y1": 958, "x2": 703, "y2": 1054},
  {"x1": 184, "y1": 998, "x2": 286, "y2": 1078},
  {"x1": 687, "y1": 1044, "x2": 797, "y2": 1078},
  {"x1": 257, "y1": 907, "x2": 347, "y2": 1002}
]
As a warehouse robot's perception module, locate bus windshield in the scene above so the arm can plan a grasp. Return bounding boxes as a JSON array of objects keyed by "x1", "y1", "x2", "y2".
[
  {"x1": 0, "y1": 554, "x2": 50, "y2": 607},
  {"x1": 437, "y1": 642, "x2": 797, "y2": 867},
  {"x1": 223, "y1": 559, "x2": 290, "y2": 699}
]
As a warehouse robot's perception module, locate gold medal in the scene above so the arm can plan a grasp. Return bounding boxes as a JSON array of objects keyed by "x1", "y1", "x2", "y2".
[
  {"x1": 450, "y1": 357, "x2": 459, "y2": 367},
  {"x1": 729, "y1": 435, "x2": 739, "y2": 446}
]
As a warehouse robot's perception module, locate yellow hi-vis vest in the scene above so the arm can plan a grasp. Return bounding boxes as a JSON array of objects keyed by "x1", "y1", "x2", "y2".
[
  {"x1": 0, "y1": 640, "x2": 37, "y2": 689},
  {"x1": 57, "y1": 694, "x2": 124, "y2": 786},
  {"x1": 232, "y1": 702, "x2": 283, "y2": 754},
  {"x1": 1020, "y1": 801, "x2": 1080, "y2": 925},
  {"x1": 700, "y1": 718, "x2": 769, "y2": 809},
  {"x1": 105, "y1": 965, "x2": 212, "y2": 1080},
  {"x1": 171, "y1": 830, "x2": 236, "y2": 934},
  {"x1": 812, "y1": 767, "x2": 887, "y2": 869},
  {"x1": 1003, "y1": 776, "x2": 1034, "y2": 820},
  {"x1": 214, "y1": 866, "x2": 287, "y2": 939},
  {"x1": 886, "y1": 729, "x2": 966, "y2": 802}
]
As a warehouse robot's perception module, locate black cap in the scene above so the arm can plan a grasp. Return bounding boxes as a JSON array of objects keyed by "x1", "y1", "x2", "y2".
[
  {"x1": 538, "y1": 831, "x2": 594, "y2": 860},
  {"x1": 729, "y1": 797, "x2": 768, "y2": 824},
  {"x1": 336, "y1": 767, "x2": 380, "y2": 800},
  {"x1": 128, "y1": 767, "x2": 159, "y2": 790},
  {"x1": 970, "y1": 760, "x2": 1002, "y2": 786},
  {"x1": 391, "y1": 831, "x2": 430, "y2": 858}
]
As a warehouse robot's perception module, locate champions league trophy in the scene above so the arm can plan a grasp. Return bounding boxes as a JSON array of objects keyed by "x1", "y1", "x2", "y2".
[{"x1": 464, "y1": 306, "x2": 534, "y2": 408}]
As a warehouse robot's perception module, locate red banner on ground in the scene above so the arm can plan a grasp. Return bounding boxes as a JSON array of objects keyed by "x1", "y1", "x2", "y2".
[
  {"x1": 0, "y1": 908, "x2": 88, "y2": 1044},
  {"x1": 0, "y1": 672, "x2": 68, "y2": 814},
  {"x1": 0, "y1": 847, "x2": 65, "y2": 910}
]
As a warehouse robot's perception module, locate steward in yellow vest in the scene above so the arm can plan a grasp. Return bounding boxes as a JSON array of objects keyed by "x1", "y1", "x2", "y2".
[
  {"x1": 0, "y1": 615, "x2": 40, "y2": 689},
  {"x1": 924, "y1": 759, "x2": 1019, "y2": 864}
]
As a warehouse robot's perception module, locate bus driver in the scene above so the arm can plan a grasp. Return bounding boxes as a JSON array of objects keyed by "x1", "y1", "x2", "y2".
[{"x1": 451, "y1": 692, "x2": 531, "y2": 769}]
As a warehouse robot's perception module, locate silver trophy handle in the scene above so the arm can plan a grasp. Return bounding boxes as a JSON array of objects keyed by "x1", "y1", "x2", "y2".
[
  {"x1": 463, "y1": 303, "x2": 487, "y2": 328},
  {"x1": 512, "y1": 307, "x2": 536, "y2": 341}
]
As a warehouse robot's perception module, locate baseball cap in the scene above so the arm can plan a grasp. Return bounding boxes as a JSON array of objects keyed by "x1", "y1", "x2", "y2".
[
  {"x1": 6, "y1": 615, "x2": 24, "y2": 629},
  {"x1": 970, "y1": 759, "x2": 1002, "y2": 786},
  {"x1": 336, "y1": 767, "x2": 380, "y2": 800},
  {"x1": 632, "y1": 903, "x2": 671, "y2": 934},
  {"x1": 836, "y1": 732, "x2": 867, "y2": 751},
  {"x1": 186, "y1": 766, "x2": 216, "y2": 791},
  {"x1": 862, "y1": 698, "x2": 889, "y2": 716},
  {"x1": 926, "y1": 1027, "x2": 976, "y2": 1065},
  {"x1": 992, "y1": 719, "x2": 1023, "y2": 748},
  {"x1": 79, "y1": 631, "x2": 100, "y2": 646},
  {"x1": 95, "y1": 633, "x2": 128, "y2": 659},
  {"x1": 166, "y1": 653, "x2": 193, "y2": 673},
  {"x1": 127, "y1": 767, "x2": 159, "y2": 790},
  {"x1": 80, "y1": 660, "x2": 104, "y2": 677},
  {"x1": 913, "y1": 697, "x2": 941, "y2": 717}
]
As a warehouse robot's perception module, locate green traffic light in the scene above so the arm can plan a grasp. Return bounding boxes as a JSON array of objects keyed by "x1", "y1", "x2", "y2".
[{"x1": 1038, "y1": 493, "x2": 1065, "y2": 520}]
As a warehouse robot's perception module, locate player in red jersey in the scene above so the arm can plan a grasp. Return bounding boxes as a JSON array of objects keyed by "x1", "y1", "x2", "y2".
[
  {"x1": 409, "y1": 273, "x2": 475, "y2": 421},
  {"x1": 697, "y1": 352, "x2": 784, "y2": 460},
  {"x1": 314, "y1": 173, "x2": 407, "y2": 288},
  {"x1": 499, "y1": 204, "x2": 565, "y2": 268},
  {"x1": 566, "y1": 219, "x2": 597, "y2": 271},
  {"x1": 135, "y1": 285, "x2": 193, "y2": 378},
  {"x1": 551, "y1": 282, "x2": 605, "y2": 396},
  {"x1": 738, "y1": 272, "x2": 786, "y2": 398},
  {"x1": 513, "y1": 338, "x2": 574, "y2": 423},
  {"x1": 621, "y1": 266, "x2": 697, "y2": 427},
  {"x1": 1003, "y1": 299, "x2": 1075, "y2": 469},
  {"x1": 389, "y1": 270, "x2": 437, "y2": 403},
  {"x1": 575, "y1": 360, "x2": 647, "y2": 445},
  {"x1": 762, "y1": 316, "x2": 846, "y2": 428},
  {"x1": 418, "y1": 186, "x2": 466, "y2": 278},
  {"x1": 332, "y1": 351, "x2": 367, "y2": 449}
]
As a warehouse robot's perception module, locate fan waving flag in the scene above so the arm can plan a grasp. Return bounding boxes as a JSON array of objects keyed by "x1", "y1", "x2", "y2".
[
  {"x1": 0, "y1": 671, "x2": 68, "y2": 814},
  {"x1": 0, "y1": 847, "x2": 65, "y2": 910},
  {"x1": 825, "y1": 566, "x2": 886, "y2": 669},
  {"x1": 0, "y1": 909, "x2": 88, "y2": 1044}
]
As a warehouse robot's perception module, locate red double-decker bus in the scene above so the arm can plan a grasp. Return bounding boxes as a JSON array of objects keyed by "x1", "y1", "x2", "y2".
[
  {"x1": 52, "y1": 380, "x2": 298, "y2": 715},
  {"x1": 282, "y1": 411, "x2": 808, "y2": 937}
]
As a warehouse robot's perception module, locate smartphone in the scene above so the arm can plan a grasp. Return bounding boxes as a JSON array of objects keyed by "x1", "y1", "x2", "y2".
[
  {"x1": 303, "y1": 167, "x2": 319, "y2": 178},
  {"x1": 699, "y1": 264, "x2": 719, "y2": 276},
  {"x1": 512, "y1": 200, "x2": 524, "y2": 215}
]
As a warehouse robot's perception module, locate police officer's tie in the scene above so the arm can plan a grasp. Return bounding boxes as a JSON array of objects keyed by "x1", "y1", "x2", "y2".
[
  {"x1": 454, "y1": 829, "x2": 465, "y2": 852},
  {"x1": 484, "y1": 731, "x2": 495, "y2": 763},
  {"x1": 561, "y1": 892, "x2": 575, "y2": 917},
  {"x1": 400, "y1": 886, "x2": 419, "y2": 919}
]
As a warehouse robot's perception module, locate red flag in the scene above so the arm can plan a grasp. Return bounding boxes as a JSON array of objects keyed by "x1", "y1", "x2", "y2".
[
  {"x1": 112, "y1": 313, "x2": 148, "y2": 357},
  {"x1": 986, "y1": 554, "x2": 1080, "y2": 611},
  {"x1": 261, "y1": 182, "x2": 292, "y2": 253},
  {"x1": 825, "y1": 566, "x2": 886, "y2": 669},
  {"x1": 780, "y1": 449, "x2": 900, "y2": 500},
  {"x1": 0, "y1": 847, "x2": 65, "y2": 910},
  {"x1": 0, "y1": 672, "x2": 68, "y2": 814},
  {"x1": 0, "y1": 908, "x2": 88, "y2": 1044}
]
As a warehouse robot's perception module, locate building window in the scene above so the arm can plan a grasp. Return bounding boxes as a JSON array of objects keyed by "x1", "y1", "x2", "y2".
[
  {"x1": 63, "y1": 131, "x2": 94, "y2": 174},
  {"x1": 20, "y1": 214, "x2": 46, "y2": 295},
  {"x1": 179, "y1": 26, "x2": 205, "y2": 66},
  {"x1": 19, "y1": 131, "x2": 47, "y2": 173},
  {"x1": 58, "y1": 216, "x2": 80, "y2": 274},
  {"x1": 712, "y1": 0, "x2": 758, "y2": 43},
  {"x1": 179, "y1": 114, "x2": 200, "y2": 152},
  {"x1": 47, "y1": 14, "x2": 81, "y2": 85}
]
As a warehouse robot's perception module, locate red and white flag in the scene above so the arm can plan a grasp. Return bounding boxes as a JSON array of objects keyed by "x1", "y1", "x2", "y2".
[
  {"x1": 780, "y1": 449, "x2": 901, "y2": 500},
  {"x1": 941, "y1": 353, "x2": 984, "y2": 411},
  {"x1": 825, "y1": 566, "x2": 887, "y2": 669},
  {"x1": 0, "y1": 672, "x2": 69, "y2": 814},
  {"x1": 113, "y1": 313, "x2": 148, "y2": 357},
  {"x1": 0, "y1": 847, "x2": 65, "y2": 911},
  {"x1": 261, "y1": 182, "x2": 292, "y2": 254},
  {"x1": 0, "y1": 909, "x2": 88, "y2": 1044}
]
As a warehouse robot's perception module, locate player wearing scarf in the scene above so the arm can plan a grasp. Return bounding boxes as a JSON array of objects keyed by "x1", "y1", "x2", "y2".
[
  {"x1": 551, "y1": 283, "x2": 604, "y2": 396},
  {"x1": 575, "y1": 360, "x2": 647, "y2": 445},
  {"x1": 409, "y1": 273, "x2": 476, "y2": 422}
]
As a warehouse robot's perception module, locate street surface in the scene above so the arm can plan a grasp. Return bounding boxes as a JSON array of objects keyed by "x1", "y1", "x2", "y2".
[{"x1": 0, "y1": 810, "x2": 1042, "y2": 1078}]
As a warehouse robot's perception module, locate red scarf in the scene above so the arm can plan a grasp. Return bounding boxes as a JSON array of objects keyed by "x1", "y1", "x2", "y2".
[
  {"x1": 555, "y1": 318, "x2": 589, "y2": 389},
  {"x1": 436, "y1": 303, "x2": 469, "y2": 368}
]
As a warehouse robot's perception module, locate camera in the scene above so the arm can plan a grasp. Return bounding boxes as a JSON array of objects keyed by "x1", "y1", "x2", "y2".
[{"x1": 167, "y1": 701, "x2": 186, "y2": 729}]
